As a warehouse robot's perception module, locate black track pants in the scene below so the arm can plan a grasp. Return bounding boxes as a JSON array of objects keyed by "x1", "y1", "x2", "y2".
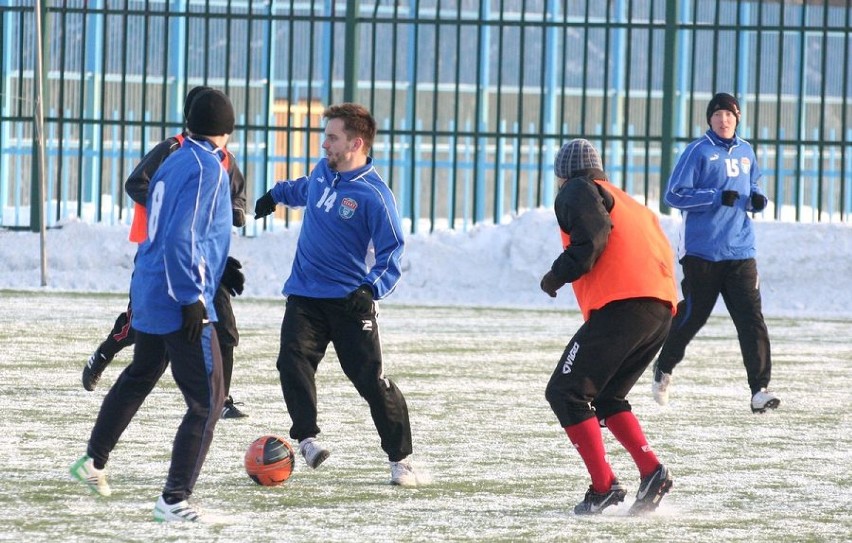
[
  {"x1": 655, "y1": 256, "x2": 772, "y2": 393},
  {"x1": 545, "y1": 298, "x2": 672, "y2": 427},
  {"x1": 213, "y1": 285, "x2": 238, "y2": 396},
  {"x1": 98, "y1": 305, "x2": 136, "y2": 360},
  {"x1": 98, "y1": 285, "x2": 238, "y2": 396},
  {"x1": 87, "y1": 327, "x2": 224, "y2": 502},
  {"x1": 276, "y1": 295, "x2": 413, "y2": 462}
]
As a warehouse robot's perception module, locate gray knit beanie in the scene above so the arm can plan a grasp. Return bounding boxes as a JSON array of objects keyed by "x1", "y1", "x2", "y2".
[{"x1": 554, "y1": 139, "x2": 602, "y2": 179}]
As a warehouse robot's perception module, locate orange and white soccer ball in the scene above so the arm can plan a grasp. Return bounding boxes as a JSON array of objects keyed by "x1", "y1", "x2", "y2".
[{"x1": 244, "y1": 435, "x2": 295, "y2": 486}]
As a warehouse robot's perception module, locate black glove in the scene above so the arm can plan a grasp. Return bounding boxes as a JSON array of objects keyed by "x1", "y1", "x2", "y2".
[
  {"x1": 750, "y1": 193, "x2": 768, "y2": 212},
  {"x1": 220, "y1": 256, "x2": 245, "y2": 296},
  {"x1": 346, "y1": 285, "x2": 374, "y2": 315},
  {"x1": 540, "y1": 271, "x2": 566, "y2": 298},
  {"x1": 721, "y1": 190, "x2": 739, "y2": 207},
  {"x1": 254, "y1": 191, "x2": 276, "y2": 219},
  {"x1": 181, "y1": 300, "x2": 208, "y2": 343},
  {"x1": 232, "y1": 208, "x2": 246, "y2": 228}
]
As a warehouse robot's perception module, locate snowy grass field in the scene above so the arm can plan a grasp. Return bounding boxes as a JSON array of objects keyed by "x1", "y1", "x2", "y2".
[{"x1": 1, "y1": 290, "x2": 850, "y2": 542}]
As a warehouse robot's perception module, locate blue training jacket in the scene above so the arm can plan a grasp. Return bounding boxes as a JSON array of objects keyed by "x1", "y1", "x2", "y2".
[
  {"x1": 270, "y1": 157, "x2": 404, "y2": 300},
  {"x1": 130, "y1": 137, "x2": 233, "y2": 334},
  {"x1": 664, "y1": 129, "x2": 766, "y2": 262}
]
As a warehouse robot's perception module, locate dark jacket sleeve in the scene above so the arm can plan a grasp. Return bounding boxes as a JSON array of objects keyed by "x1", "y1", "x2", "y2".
[
  {"x1": 226, "y1": 150, "x2": 247, "y2": 228},
  {"x1": 550, "y1": 177, "x2": 614, "y2": 283},
  {"x1": 125, "y1": 138, "x2": 180, "y2": 205}
]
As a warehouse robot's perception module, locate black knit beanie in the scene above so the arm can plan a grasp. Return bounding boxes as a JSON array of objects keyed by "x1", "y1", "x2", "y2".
[
  {"x1": 187, "y1": 89, "x2": 235, "y2": 136},
  {"x1": 554, "y1": 139, "x2": 603, "y2": 179},
  {"x1": 706, "y1": 92, "x2": 740, "y2": 125},
  {"x1": 183, "y1": 86, "x2": 212, "y2": 120}
]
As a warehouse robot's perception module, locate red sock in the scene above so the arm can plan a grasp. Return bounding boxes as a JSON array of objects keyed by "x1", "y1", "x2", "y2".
[
  {"x1": 604, "y1": 411, "x2": 660, "y2": 478},
  {"x1": 564, "y1": 418, "x2": 615, "y2": 493}
]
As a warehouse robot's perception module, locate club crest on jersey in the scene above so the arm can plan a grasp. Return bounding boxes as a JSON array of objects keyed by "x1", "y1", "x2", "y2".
[
  {"x1": 339, "y1": 197, "x2": 358, "y2": 219},
  {"x1": 741, "y1": 157, "x2": 751, "y2": 174}
]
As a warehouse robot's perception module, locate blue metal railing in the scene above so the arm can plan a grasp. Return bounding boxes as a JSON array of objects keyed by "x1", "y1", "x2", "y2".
[{"x1": 1, "y1": 0, "x2": 850, "y2": 232}]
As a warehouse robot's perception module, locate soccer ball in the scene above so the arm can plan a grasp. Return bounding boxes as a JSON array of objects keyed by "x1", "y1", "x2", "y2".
[{"x1": 244, "y1": 435, "x2": 295, "y2": 486}]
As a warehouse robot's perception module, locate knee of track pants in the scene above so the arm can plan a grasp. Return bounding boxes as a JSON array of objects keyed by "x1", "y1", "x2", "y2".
[
  {"x1": 545, "y1": 381, "x2": 596, "y2": 427},
  {"x1": 592, "y1": 402, "x2": 632, "y2": 426},
  {"x1": 352, "y1": 368, "x2": 390, "y2": 398}
]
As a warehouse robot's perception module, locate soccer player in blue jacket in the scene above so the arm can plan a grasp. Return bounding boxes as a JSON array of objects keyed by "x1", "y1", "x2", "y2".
[
  {"x1": 71, "y1": 89, "x2": 236, "y2": 522},
  {"x1": 254, "y1": 103, "x2": 418, "y2": 486},
  {"x1": 651, "y1": 92, "x2": 780, "y2": 414},
  {"x1": 83, "y1": 86, "x2": 249, "y2": 420}
]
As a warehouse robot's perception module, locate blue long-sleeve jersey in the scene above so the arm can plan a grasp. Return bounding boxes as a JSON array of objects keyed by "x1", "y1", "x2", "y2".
[
  {"x1": 270, "y1": 157, "x2": 404, "y2": 299},
  {"x1": 130, "y1": 137, "x2": 233, "y2": 334},
  {"x1": 665, "y1": 129, "x2": 766, "y2": 262}
]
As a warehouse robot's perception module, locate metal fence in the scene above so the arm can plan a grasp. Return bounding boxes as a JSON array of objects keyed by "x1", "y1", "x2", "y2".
[{"x1": 1, "y1": 0, "x2": 850, "y2": 233}]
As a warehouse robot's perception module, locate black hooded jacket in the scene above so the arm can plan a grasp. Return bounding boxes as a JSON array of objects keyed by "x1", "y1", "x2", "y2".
[{"x1": 550, "y1": 168, "x2": 615, "y2": 283}]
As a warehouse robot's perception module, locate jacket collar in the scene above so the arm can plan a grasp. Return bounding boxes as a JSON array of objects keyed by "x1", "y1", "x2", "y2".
[
  {"x1": 569, "y1": 167, "x2": 607, "y2": 182},
  {"x1": 329, "y1": 156, "x2": 375, "y2": 183},
  {"x1": 185, "y1": 135, "x2": 227, "y2": 161},
  {"x1": 704, "y1": 129, "x2": 740, "y2": 151}
]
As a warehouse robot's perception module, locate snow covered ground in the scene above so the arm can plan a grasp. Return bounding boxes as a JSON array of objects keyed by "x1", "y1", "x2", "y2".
[{"x1": 2, "y1": 291, "x2": 850, "y2": 541}]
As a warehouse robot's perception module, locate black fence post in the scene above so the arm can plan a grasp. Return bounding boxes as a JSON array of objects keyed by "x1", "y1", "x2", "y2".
[
  {"x1": 31, "y1": 0, "x2": 49, "y2": 234},
  {"x1": 659, "y1": 0, "x2": 678, "y2": 215},
  {"x1": 343, "y1": 0, "x2": 361, "y2": 104}
]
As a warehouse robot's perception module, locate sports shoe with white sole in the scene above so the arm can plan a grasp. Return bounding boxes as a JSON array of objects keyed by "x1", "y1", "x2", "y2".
[
  {"x1": 70, "y1": 454, "x2": 111, "y2": 497},
  {"x1": 751, "y1": 388, "x2": 780, "y2": 414},
  {"x1": 628, "y1": 464, "x2": 672, "y2": 515},
  {"x1": 299, "y1": 437, "x2": 330, "y2": 469},
  {"x1": 573, "y1": 480, "x2": 627, "y2": 515},
  {"x1": 153, "y1": 496, "x2": 201, "y2": 522},
  {"x1": 389, "y1": 459, "x2": 418, "y2": 487},
  {"x1": 652, "y1": 368, "x2": 672, "y2": 406}
]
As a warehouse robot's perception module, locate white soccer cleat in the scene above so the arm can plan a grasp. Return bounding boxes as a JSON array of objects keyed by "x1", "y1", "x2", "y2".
[
  {"x1": 299, "y1": 437, "x2": 330, "y2": 469},
  {"x1": 153, "y1": 496, "x2": 201, "y2": 522},
  {"x1": 751, "y1": 388, "x2": 780, "y2": 414},
  {"x1": 70, "y1": 455, "x2": 111, "y2": 497},
  {"x1": 389, "y1": 458, "x2": 418, "y2": 487},
  {"x1": 652, "y1": 371, "x2": 673, "y2": 406}
]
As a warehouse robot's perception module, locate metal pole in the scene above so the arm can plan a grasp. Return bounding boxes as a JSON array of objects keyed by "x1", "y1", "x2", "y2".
[
  {"x1": 343, "y1": 0, "x2": 361, "y2": 103},
  {"x1": 659, "y1": 0, "x2": 679, "y2": 215},
  {"x1": 33, "y1": 0, "x2": 48, "y2": 286}
]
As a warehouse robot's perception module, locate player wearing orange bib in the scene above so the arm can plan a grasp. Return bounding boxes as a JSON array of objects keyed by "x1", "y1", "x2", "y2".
[{"x1": 540, "y1": 139, "x2": 677, "y2": 515}]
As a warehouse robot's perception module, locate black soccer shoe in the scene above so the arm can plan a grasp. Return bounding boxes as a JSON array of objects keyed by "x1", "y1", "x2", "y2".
[
  {"x1": 82, "y1": 349, "x2": 112, "y2": 392},
  {"x1": 628, "y1": 464, "x2": 673, "y2": 515},
  {"x1": 573, "y1": 480, "x2": 627, "y2": 515},
  {"x1": 221, "y1": 396, "x2": 248, "y2": 419}
]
